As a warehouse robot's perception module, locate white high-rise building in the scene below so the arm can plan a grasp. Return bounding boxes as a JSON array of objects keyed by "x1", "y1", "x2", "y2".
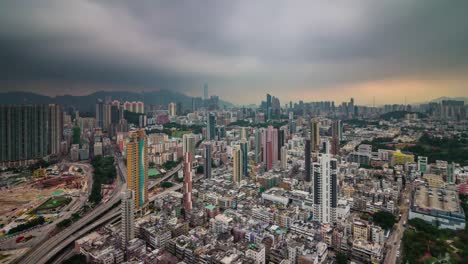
[
  {"x1": 280, "y1": 146, "x2": 288, "y2": 170},
  {"x1": 121, "y1": 190, "x2": 135, "y2": 247},
  {"x1": 168, "y1": 102, "x2": 177, "y2": 117},
  {"x1": 313, "y1": 141, "x2": 338, "y2": 224}
]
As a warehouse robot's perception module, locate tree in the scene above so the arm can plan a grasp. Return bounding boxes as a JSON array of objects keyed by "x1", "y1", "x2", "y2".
[
  {"x1": 336, "y1": 252, "x2": 347, "y2": 264},
  {"x1": 372, "y1": 210, "x2": 396, "y2": 230},
  {"x1": 89, "y1": 156, "x2": 116, "y2": 204},
  {"x1": 8, "y1": 216, "x2": 45, "y2": 234},
  {"x1": 161, "y1": 181, "x2": 174, "y2": 188},
  {"x1": 196, "y1": 165, "x2": 204, "y2": 174},
  {"x1": 72, "y1": 126, "x2": 81, "y2": 145}
]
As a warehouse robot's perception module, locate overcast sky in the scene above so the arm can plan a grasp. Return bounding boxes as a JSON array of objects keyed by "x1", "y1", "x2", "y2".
[{"x1": 1, "y1": 0, "x2": 468, "y2": 105}]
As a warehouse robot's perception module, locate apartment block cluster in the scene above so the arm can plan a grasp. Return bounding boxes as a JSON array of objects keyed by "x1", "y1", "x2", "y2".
[{"x1": 3, "y1": 89, "x2": 468, "y2": 264}]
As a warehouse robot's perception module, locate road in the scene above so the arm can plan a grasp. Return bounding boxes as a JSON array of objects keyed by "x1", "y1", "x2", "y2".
[
  {"x1": 38, "y1": 208, "x2": 120, "y2": 264},
  {"x1": 384, "y1": 184, "x2": 411, "y2": 264},
  {"x1": 148, "y1": 164, "x2": 182, "y2": 190},
  {"x1": 149, "y1": 175, "x2": 202, "y2": 202},
  {"x1": 17, "y1": 156, "x2": 126, "y2": 264},
  {"x1": 17, "y1": 156, "x2": 183, "y2": 264},
  {"x1": 34, "y1": 169, "x2": 191, "y2": 264}
]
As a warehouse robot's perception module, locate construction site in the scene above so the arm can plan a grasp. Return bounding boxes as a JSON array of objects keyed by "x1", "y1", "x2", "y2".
[{"x1": 0, "y1": 162, "x2": 92, "y2": 237}]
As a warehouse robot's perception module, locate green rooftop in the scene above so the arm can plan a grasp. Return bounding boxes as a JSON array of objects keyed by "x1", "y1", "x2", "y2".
[
  {"x1": 205, "y1": 205, "x2": 216, "y2": 210},
  {"x1": 148, "y1": 168, "x2": 160, "y2": 177},
  {"x1": 53, "y1": 190, "x2": 64, "y2": 196}
]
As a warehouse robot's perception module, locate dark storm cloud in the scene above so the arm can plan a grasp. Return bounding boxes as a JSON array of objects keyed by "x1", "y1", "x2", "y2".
[{"x1": 0, "y1": 0, "x2": 468, "y2": 101}]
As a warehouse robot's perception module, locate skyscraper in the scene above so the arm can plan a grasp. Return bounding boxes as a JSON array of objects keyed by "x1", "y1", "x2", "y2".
[
  {"x1": 240, "y1": 139, "x2": 248, "y2": 177},
  {"x1": 126, "y1": 129, "x2": 148, "y2": 209},
  {"x1": 0, "y1": 105, "x2": 48, "y2": 163},
  {"x1": 271, "y1": 126, "x2": 279, "y2": 164},
  {"x1": 204, "y1": 143, "x2": 212, "y2": 179},
  {"x1": 232, "y1": 146, "x2": 242, "y2": 185},
  {"x1": 168, "y1": 102, "x2": 177, "y2": 117},
  {"x1": 254, "y1": 129, "x2": 262, "y2": 164},
  {"x1": 278, "y1": 129, "x2": 285, "y2": 158},
  {"x1": 204, "y1": 83, "x2": 209, "y2": 101},
  {"x1": 48, "y1": 104, "x2": 63, "y2": 155},
  {"x1": 96, "y1": 99, "x2": 104, "y2": 128},
  {"x1": 313, "y1": 142, "x2": 338, "y2": 224},
  {"x1": 111, "y1": 104, "x2": 121, "y2": 124},
  {"x1": 266, "y1": 94, "x2": 272, "y2": 121},
  {"x1": 304, "y1": 139, "x2": 311, "y2": 182},
  {"x1": 207, "y1": 112, "x2": 216, "y2": 140},
  {"x1": 241, "y1": 127, "x2": 248, "y2": 141},
  {"x1": 310, "y1": 118, "x2": 320, "y2": 152},
  {"x1": 183, "y1": 153, "x2": 193, "y2": 213},
  {"x1": 281, "y1": 146, "x2": 288, "y2": 170},
  {"x1": 121, "y1": 190, "x2": 135, "y2": 247},
  {"x1": 331, "y1": 120, "x2": 341, "y2": 156},
  {"x1": 183, "y1": 134, "x2": 196, "y2": 156},
  {"x1": 262, "y1": 126, "x2": 278, "y2": 171}
]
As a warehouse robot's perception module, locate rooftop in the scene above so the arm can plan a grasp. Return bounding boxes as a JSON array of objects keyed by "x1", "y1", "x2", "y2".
[{"x1": 413, "y1": 185, "x2": 460, "y2": 213}]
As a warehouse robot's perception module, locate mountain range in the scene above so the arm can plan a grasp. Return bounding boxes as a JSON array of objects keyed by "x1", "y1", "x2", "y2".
[{"x1": 0, "y1": 90, "x2": 234, "y2": 113}]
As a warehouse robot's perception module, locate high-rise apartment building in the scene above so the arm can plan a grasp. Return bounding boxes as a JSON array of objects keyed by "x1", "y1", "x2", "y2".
[
  {"x1": 168, "y1": 102, "x2": 177, "y2": 117},
  {"x1": 266, "y1": 94, "x2": 272, "y2": 121},
  {"x1": 232, "y1": 146, "x2": 242, "y2": 185},
  {"x1": 204, "y1": 84, "x2": 209, "y2": 101},
  {"x1": 305, "y1": 139, "x2": 311, "y2": 183},
  {"x1": 254, "y1": 129, "x2": 262, "y2": 164},
  {"x1": 96, "y1": 99, "x2": 112, "y2": 130},
  {"x1": 207, "y1": 112, "x2": 216, "y2": 140},
  {"x1": 182, "y1": 134, "x2": 196, "y2": 156},
  {"x1": 0, "y1": 105, "x2": 49, "y2": 163},
  {"x1": 281, "y1": 146, "x2": 288, "y2": 170},
  {"x1": 121, "y1": 190, "x2": 135, "y2": 247},
  {"x1": 204, "y1": 143, "x2": 212, "y2": 179},
  {"x1": 123, "y1": 101, "x2": 144, "y2": 114},
  {"x1": 126, "y1": 129, "x2": 148, "y2": 208},
  {"x1": 48, "y1": 104, "x2": 63, "y2": 155},
  {"x1": 313, "y1": 142, "x2": 338, "y2": 224},
  {"x1": 331, "y1": 120, "x2": 341, "y2": 156},
  {"x1": 96, "y1": 99, "x2": 104, "y2": 128},
  {"x1": 262, "y1": 126, "x2": 278, "y2": 171},
  {"x1": 310, "y1": 118, "x2": 320, "y2": 152},
  {"x1": 241, "y1": 127, "x2": 248, "y2": 141},
  {"x1": 183, "y1": 153, "x2": 193, "y2": 213},
  {"x1": 240, "y1": 139, "x2": 248, "y2": 177}
]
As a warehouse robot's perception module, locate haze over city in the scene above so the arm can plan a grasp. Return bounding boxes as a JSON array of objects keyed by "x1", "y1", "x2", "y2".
[{"x1": 1, "y1": 0, "x2": 468, "y2": 104}]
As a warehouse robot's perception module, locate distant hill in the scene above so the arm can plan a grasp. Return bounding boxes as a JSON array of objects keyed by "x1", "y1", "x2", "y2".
[
  {"x1": 380, "y1": 111, "x2": 427, "y2": 120},
  {"x1": 429, "y1": 97, "x2": 468, "y2": 104},
  {"x1": 0, "y1": 90, "x2": 234, "y2": 113}
]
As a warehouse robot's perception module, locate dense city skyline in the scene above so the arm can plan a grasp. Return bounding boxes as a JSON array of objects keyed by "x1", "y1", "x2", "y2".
[
  {"x1": 2, "y1": 1, "x2": 468, "y2": 104},
  {"x1": 1, "y1": 2, "x2": 468, "y2": 264}
]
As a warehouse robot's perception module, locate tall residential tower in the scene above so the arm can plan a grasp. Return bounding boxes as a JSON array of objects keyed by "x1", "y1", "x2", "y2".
[
  {"x1": 313, "y1": 142, "x2": 338, "y2": 224},
  {"x1": 126, "y1": 129, "x2": 148, "y2": 209}
]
